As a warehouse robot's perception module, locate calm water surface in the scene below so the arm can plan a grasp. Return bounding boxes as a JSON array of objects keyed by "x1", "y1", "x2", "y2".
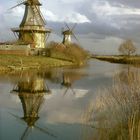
[{"x1": 0, "y1": 60, "x2": 129, "y2": 140}]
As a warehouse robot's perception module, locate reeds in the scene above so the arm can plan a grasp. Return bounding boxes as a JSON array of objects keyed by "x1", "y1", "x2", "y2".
[{"x1": 83, "y1": 68, "x2": 140, "y2": 140}]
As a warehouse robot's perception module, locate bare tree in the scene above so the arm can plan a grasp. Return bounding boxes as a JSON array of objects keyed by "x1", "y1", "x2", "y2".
[{"x1": 119, "y1": 39, "x2": 136, "y2": 56}]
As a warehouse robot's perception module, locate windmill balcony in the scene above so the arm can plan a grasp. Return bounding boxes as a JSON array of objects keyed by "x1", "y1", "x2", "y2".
[{"x1": 12, "y1": 27, "x2": 51, "y2": 33}]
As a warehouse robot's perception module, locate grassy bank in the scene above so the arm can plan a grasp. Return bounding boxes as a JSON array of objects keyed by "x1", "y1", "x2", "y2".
[
  {"x1": 0, "y1": 55, "x2": 74, "y2": 73},
  {"x1": 92, "y1": 55, "x2": 140, "y2": 64}
]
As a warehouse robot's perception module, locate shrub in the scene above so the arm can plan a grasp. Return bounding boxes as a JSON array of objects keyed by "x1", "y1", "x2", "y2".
[{"x1": 43, "y1": 41, "x2": 89, "y2": 65}]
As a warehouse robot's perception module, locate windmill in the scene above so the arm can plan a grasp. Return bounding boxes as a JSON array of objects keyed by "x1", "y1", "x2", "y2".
[
  {"x1": 10, "y1": 74, "x2": 55, "y2": 140},
  {"x1": 62, "y1": 23, "x2": 79, "y2": 45},
  {"x1": 10, "y1": 0, "x2": 51, "y2": 49}
]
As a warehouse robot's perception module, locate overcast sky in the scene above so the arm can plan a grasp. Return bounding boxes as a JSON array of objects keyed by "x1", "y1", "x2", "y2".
[{"x1": 1, "y1": 0, "x2": 140, "y2": 54}]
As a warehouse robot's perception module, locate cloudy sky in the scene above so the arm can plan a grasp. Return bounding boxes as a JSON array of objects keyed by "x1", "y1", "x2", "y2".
[{"x1": 1, "y1": 0, "x2": 140, "y2": 54}]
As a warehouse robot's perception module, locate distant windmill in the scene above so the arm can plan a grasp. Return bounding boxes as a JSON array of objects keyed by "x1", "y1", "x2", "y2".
[
  {"x1": 10, "y1": 74, "x2": 55, "y2": 140},
  {"x1": 10, "y1": 0, "x2": 51, "y2": 49},
  {"x1": 62, "y1": 23, "x2": 79, "y2": 45}
]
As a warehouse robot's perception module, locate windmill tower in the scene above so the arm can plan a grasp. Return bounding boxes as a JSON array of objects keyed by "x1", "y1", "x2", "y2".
[
  {"x1": 10, "y1": 74, "x2": 55, "y2": 139},
  {"x1": 11, "y1": 0, "x2": 51, "y2": 49},
  {"x1": 62, "y1": 23, "x2": 78, "y2": 45}
]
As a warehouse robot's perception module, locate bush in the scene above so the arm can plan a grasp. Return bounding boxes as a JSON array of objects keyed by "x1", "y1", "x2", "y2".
[{"x1": 43, "y1": 41, "x2": 89, "y2": 65}]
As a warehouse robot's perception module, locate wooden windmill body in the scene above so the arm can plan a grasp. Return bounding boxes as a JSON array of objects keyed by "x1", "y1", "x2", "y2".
[
  {"x1": 62, "y1": 30, "x2": 72, "y2": 45},
  {"x1": 11, "y1": 0, "x2": 51, "y2": 49}
]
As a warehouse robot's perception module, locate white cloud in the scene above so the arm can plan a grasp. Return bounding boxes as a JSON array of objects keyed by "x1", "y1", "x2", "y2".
[
  {"x1": 0, "y1": 6, "x2": 4, "y2": 13},
  {"x1": 4, "y1": 3, "x2": 91, "y2": 25},
  {"x1": 74, "y1": 89, "x2": 88, "y2": 98},
  {"x1": 92, "y1": 1, "x2": 140, "y2": 17},
  {"x1": 65, "y1": 12, "x2": 91, "y2": 23},
  {"x1": 1, "y1": 0, "x2": 140, "y2": 52},
  {"x1": 42, "y1": 8, "x2": 91, "y2": 23},
  {"x1": 42, "y1": 88, "x2": 89, "y2": 124},
  {"x1": 59, "y1": 0, "x2": 84, "y2": 4},
  {"x1": 41, "y1": 9, "x2": 58, "y2": 22},
  {"x1": 10, "y1": 6, "x2": 24, "y2": 17},
  {"x1": 2, "y1": 6, "x2": 24, "y2": 28}
]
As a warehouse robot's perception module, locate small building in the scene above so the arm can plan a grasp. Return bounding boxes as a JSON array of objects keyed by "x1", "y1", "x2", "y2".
[{"x1": 0, "y1": 43, "x2": 31, "y2": 56}]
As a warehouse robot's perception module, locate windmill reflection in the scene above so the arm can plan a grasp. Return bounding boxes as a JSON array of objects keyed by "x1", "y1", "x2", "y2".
[
  {"x1": 61, "y1": 71, "x2": 84, "y2": 96},
  {"x1": 11, "y1": 74, "x2": 56, "y2": 140}
]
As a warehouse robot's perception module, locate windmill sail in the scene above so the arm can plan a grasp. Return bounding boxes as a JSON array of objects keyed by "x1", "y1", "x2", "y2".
[
  {"x1": 21, "y1": 127, "x2": 31, "y2": 140},
  {"x1": 62, "y1": 23, "x2": 79, "y2": 45},
  {"x1": 9, "y1": 1, "x2": 26, "y2": 10}
]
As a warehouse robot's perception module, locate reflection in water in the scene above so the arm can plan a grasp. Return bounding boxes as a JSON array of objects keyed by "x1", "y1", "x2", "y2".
[
  {"x1": 0, "y1": 60, "x2": 124, "y2": 140},
  {"x1": 61, "y1": 71, "x2": 85, "y2": 96},
  {"x1": 10, "y1": 74, "x2": 56, "y2": 140}
]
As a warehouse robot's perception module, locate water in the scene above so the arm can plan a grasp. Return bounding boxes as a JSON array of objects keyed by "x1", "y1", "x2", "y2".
[{"x1": 0, "y1": 60, "x2": 130, "y2": 140}]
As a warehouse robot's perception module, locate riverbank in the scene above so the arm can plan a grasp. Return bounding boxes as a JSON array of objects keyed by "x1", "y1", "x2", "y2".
[
  {"x1": 0, "y1": 55, "x2": 75, "y2": 74},
  {"x1": 92, "y1": 55, "x2": 140, "y2": 64}
]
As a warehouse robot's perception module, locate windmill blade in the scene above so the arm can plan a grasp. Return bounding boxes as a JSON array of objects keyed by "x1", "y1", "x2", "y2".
[
  {"x1": 65, "y1": 23, "x2": 70, "y2": 30},
  {"x1": 34, "y1": 5, "x2": 46, "y2": 24},
  {"x1": 29, "y1": 5, "x2": 46, "y2": 25},
  {"x1": 63, "y1": 87, "x2": 69, "y2": 96},
  {"x1": 55, "y1": 42, "x2": 62, "y2": 48},
  {"x1": 9, "y1": 112, "x2": 20, "y2": 120},
  {"x1": 35, "y1": 125, "x2": 57, "y2": 138},
  {"x1": 45, "y1": 32, "x2": 51, "y2": 43},
  {"x1": 9, "y1": 112, "x2": 25, "y2": 125},
  {"x1": 72, "y1": 33, "x2": 80, "y2": 43},
  {"x1": 61, "y1": 27, "x2": 64, "y2": 33},
  {"x1": 9, "y1": 1, "x2": 26, "y2": 10},
  {"x1": 70, "y1": 87, "x2": 76, "y2": 95},
  {"x1": 21, "y1": 127, "x2": 31, "y2": 140},
  {"x1": 71, "y1": 23, "x2": 77, "y2": 32}
]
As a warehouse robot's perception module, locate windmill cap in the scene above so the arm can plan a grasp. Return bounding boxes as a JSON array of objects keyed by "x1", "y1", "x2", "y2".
[
  {"x1": 25, "y1": 0, "x2": 42, "y2": 6},
  {"x1": 62, "y1": 30, "x2": 73, "y2": 35}
]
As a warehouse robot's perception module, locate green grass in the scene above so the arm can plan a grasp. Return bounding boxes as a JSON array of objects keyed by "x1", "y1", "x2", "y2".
[
  {"x1": 0, "y1": 54, "x2": 74, "y2": 73},
  {"x1": 92, "y1": 55, "x2": 140, "y2": 64}
]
